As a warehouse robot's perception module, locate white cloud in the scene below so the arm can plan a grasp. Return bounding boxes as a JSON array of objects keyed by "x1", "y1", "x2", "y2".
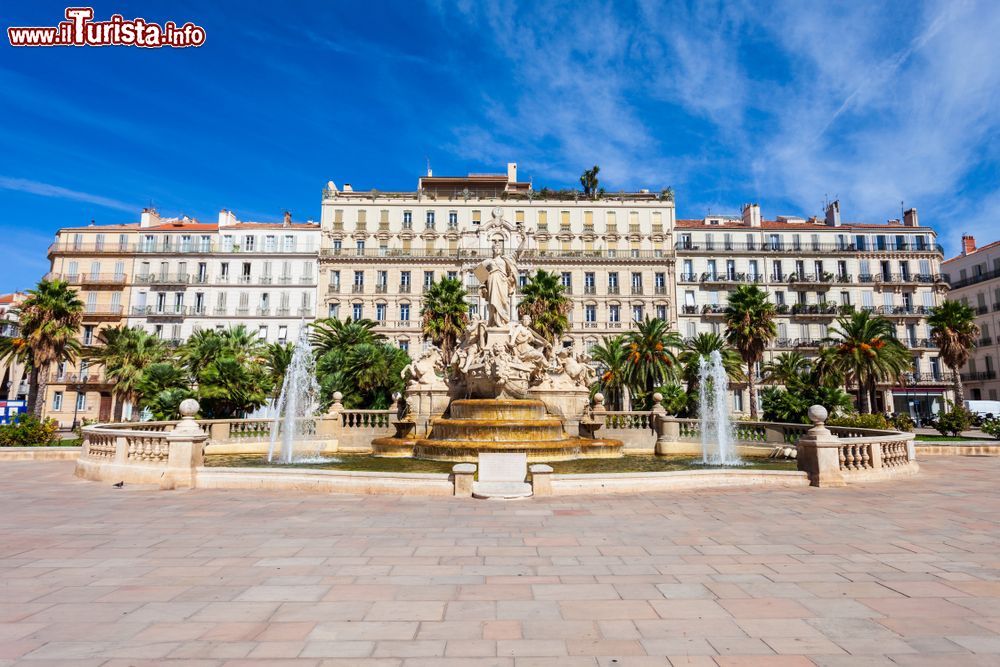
[{"x1": 0, "y1": 176, "x2": 136, "y2": 212}]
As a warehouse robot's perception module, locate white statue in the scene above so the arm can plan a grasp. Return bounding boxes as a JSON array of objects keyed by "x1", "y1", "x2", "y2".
[
  {"x1": 510, "y1": 314, "x2": 552, "y2": 371},
  {"x1": 556, "y1": 348, "x2": 597, "y2": 388},
  {"x1": 401, "y1": 346, "x2": 446, "y2": 388},
  {"x1": 475, "y1": 239, "x2": 518, "y2": 327}
]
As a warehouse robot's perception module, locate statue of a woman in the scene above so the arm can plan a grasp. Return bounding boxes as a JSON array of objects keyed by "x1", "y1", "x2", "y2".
[{"x1": 476, "y1": 240, "x2": 517, "y2": 327}]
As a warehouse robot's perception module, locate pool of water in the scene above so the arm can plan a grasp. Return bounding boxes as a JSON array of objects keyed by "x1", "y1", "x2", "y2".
[{"x1": 204, "y1": 453, "x2": 796, "y2": 474}]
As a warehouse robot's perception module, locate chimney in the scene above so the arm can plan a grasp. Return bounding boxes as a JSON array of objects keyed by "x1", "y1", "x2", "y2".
[
  {"x1": 741, "y1": 202, "x2": 761, "y2": 227},
  {"x1": 283, "y1": 210, "x2": 292, "y2": 227},
  {"x1": 825, "y1": 200, "x2": 841, "y2": 227},
  {"x1": 140, "y1": 207, "x2": 160, "y2": 228},
  {"x1": 343, "y1": 183, "x2": 353, "y2": 193},
  {"x1": 217, "y1": 208, "x2": 238, "y2": 228},
  {"x1": 507, "y1": 162, "x2": 518, "y2": 183},
  {"x1": 963, "y1": 234, "x2": 977, "y2": 256},
  {"x1": 903, "y1": 207, "x2": 919, "y2": 227}
]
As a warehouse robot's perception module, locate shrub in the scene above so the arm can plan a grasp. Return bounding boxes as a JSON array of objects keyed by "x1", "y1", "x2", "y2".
[
  {"x1": 981, "y1": 417, "x2": 1000, "y2": 440},
  {"x1": 827, "y1": 413, "x2": 889, "y2": 430},
  {"x1": 888, "y1": 413, "x2": 915, "y2": 432},
  {"x1": 935, "y1": 406, "x2": 974, "y2": 437},
  {"x1": 0, "y1": 414, "x2": 61, "y2": 447}
]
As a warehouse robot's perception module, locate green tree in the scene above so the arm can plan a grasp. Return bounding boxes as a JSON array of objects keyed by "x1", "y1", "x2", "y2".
[
  {"x1": 517, "y1": 270, "x2": 570, "y2": 343},
  {"x1": 264, "y1": 342, "x2": 295, "y2": 401},
  {"x1": 678, "y1": 332, "x2": 743, "y2": 395},
  {"x1": 178, "y1": 326, "x2": 271, "y2": 418},
  {"x1": 86, "y1": 325, "x2": 166, "y2": 420},
  {"x1": 420, "y1": 277, "x2": 468, "y2": 365},
  {"x1": 928, "y1": 300, "x2": 980, "y2": 406},
  {"x1": 761, "y1": 351, "x2": 812, "y2": 386},
  {"x1": 824, "y1": 310, "x2": 912, "y2": 413},
  {"x1": 6, "y1": 280, "x2": 84, "y2": 416},
  {"x1": 724, "y1": 285, "x2": 777, "y2": 419},
  {"x1": 580, "y1": 165, "x2": 600, "y2": 198},
  {"x1": 135, "y1": 362, "x2": 194, "y2": 420},
  {"x1": 310, "y1": 317, "x2": 384, "y2": 356},
  {"x1": 589, "y1": 335, "x2": 631, "y2": 410},
  {"x1": 626, "y1": 317, "x2": 682, "y2": 408}
]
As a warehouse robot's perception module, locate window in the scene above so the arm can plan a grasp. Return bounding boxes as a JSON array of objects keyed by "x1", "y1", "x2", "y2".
[
  {"x1": 585, "y1": 305, "x2": 596, "y2": 323},
  {"x1": 278, "y1": 326, "x2": 288, "y2": 343},
  {"x1": 632, "y1": 304, "x2": 643, "y2": 322},
  {"x1": 52, "y1": 391, "x2": 63, "y2": 411},
  {"x1": 265, "y1": 235, "x2": 277, "y2": 252},
  {"x1": 608, "y1": 272, "x2": 619, "y2": 293},
  {"x1": 356, "y1": 240, "x2": 365, "y2": 255},
  {"x1": 631, "y1": 272, "x2": 643, "y2": 292},
  {"x1": 426, "y1": 211, "x2": 435, "y2": 229},
  {"x1": 400, "y1": 303, "x2": 410, "y2": 322},
  {"x1": 243, "y1": 235, "x2": 255, "y2": 252},
  {"x1": 354, "y1": 270, "x2": 364, "y2": 288},
  {"x1": 584, "y1": 272, "x2": 595, "y2": 293},
  {"x1": 399, "y1": 339, "x2": 409, "y2": 352},
  {"x1": 352, "y1": 303, "x2": 363, "y2": 320},
  {"x1": 424, "y1": 271, "x2": 434, "y2": 288},
  {"x1": 733, "y1": 391, "x2": 743, "y2": 412},
  {"x1": 83, "y1": 325, "x2": 95, "y2": 345},
  {"x1": 609, "y1": 305, "x2": 620, "y2": 323},
  {"x1": 76, "y1": 392, "x2": 87, "y2": 411},
  {"x1": 656, "y1": 304, "x2": 668, "y2": 320},
  {"x1": 403, "y1": 210, "x2": 412, "y2": 228},
  {"x1": 655, "y1": 272, "x2": 666, "y2": 290},
  {"x1": 376, "y1": 303, "x2": 387, "y2": 322},
  {"x1": 448, "y1": 211, "x2": 458, "y2": 228},
  {"x1": 328, "y1": 303, "x2": 340, "y2": 319},
  {"x1": 561, "y1": 272, "x2": 572, "y2": 289}
]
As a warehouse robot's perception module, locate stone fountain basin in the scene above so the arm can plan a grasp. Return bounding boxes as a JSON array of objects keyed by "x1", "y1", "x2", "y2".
[{"x1": 371, "y1": 436, "x2": 623, "y2": 462}]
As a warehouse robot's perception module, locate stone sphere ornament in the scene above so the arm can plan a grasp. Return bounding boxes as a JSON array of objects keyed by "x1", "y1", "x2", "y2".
[
  {"x1": 808, "y1": 404, "x2": 828, "y2": 426},
  {"x1": 179, "y1": 398, "x2": 200, "y2": 418}
]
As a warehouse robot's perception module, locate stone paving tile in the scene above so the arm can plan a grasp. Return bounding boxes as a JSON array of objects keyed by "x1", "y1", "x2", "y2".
[{"x1": 2, "y1": 458, "x2": 1000, "y2": 664}]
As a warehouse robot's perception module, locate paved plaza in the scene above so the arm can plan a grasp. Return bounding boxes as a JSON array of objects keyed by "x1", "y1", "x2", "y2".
[{"x1": 1, "y1": 458, "x2": 1000, "y2": 666}]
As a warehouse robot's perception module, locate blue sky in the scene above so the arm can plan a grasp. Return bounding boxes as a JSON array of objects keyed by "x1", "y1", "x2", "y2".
[{"x1": 3, "y1": 0, "x2": 999, "y2": 292}]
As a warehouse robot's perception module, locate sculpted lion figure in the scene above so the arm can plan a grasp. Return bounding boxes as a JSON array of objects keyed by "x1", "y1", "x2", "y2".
[{"x1": 401, "y1": 346, "x2": 445, "y2": 388}]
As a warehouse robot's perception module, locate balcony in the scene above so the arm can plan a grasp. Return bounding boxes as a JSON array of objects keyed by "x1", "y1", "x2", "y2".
[
  {"x1": 962, "y1": 371, "x2": 997, "y2": 382},
  {"x1": 674, "y1": 241, "x2": 944, "y2": 255},
  {"x1": 584, "y1": 286, "x2": 596, "y2": 295},
  {"x1": 135, "y1": 273, "x2": 190, "y2": 287},
  {"x1": 654, "y1": 285, "x2": 668, "y2": 295},
  {"x1": 773, "y1": 338, "x2": 823, "y2": 350},
  {"x1": 701, "y1": 304, "x2": 727, "y2": 316},
  {"x1": 981, "y1": 337, "x2": 993, "y2": 346},
  {"x1": 399, "y1": 284, "x2": 411, "y2": 293},
  {"x1": 257, "y1": 307, "x2": 271, "y2": 316},
  {"x1": 45, "y1": 372, "x2": 109, "y2": 386},
  {"x1": 375, "y1": 284, "x2": 388, "y2": 294},
  {"x1": 681, "y1": 305, "x2": 698, "y2": 315},
  {"x1": 328, "y1": 284, "x2": 341, "y2": 294},
  {"x1": 701, "y1": 272, "x2": 748, "y2": 286},
  {"x1": 140, "y1": 306, "x2": 187, "y2": 320},
  {"x1": 630, "y1": 286, "x2": 643, "y2": 295},
  {"x1": 977, "y1": 305, "x2": 990, "y2": 315},
  {"x1": 82, "y1": 305, "x2": 124, "y2": 320},
  {"x1": 607, "y1": 285, "x2": 620, "y2": 295},
  {"x1": 790, "y1": 303, "x2": 840, "y2": 318},
  {"x1": 902, "y1": 371, "x2": 957, "y2": 385},
  {"x1": 352, "y1": 284, "x2": 365, "y2": 293},
  {"x1": 876, "y1": 305, "x2": 928, "y2": 317},
  {"x1": 679, "y1": 273, "x2": 698, "y2": 283},
  {"x1": 787, "y1": 273, "x2": 835, "y2": 288},
  {"x1": 48, "y1": 242, "x2": 134, "y2": 256},
  {"x1": 49, "y1": 272, "x2": 127, "y2": 287},
  {"x1": 875, "y1": 273, "x2": 941, "y2": 285}
]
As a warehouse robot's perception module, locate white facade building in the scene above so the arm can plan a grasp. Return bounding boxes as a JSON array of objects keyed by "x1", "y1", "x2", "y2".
[{"x1": 125, "y1": 209, "x2": 319, "y2": 345}]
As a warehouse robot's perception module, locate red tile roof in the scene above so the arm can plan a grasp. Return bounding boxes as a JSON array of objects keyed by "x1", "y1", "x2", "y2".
[{"x1": 942, "y1": 238, "x2": 1000, "y2": 264}]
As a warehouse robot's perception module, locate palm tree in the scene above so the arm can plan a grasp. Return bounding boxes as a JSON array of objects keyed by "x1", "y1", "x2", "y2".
[
  {"x1": 626, "y1": 317, "x2": 682, "y2": 407},
  {"x1": 579, "y1": 165, "x2": 600, "y2": 198},
  {"x1": 678, "y1": 332, "x2": 743, "y2": 394},
  {"x1": 724, "y1": 284, "x2": 777, "y2": 419},
  {"x1": 264, "y1": 342, "x2": 295, "y2": 401},
  {"x1": 420, "y1": 277, "x2": 468, "y2": 365},
  {"x1": 928, "y1": 300, "x2": 980, "y2": 406},
  {"x1": 761, "y1": 351, "x2": 812, "y2": 386},
  {"x1": 589, "y1": 335, "x2": 631, "y2": 410},
  {"x1": 824, "y1": 310, "x2": 912, "y2": 413},
  {"x1": 86, "y1": 325, "x2": 167, "y2": 420},
  {"x1": 518, "y1": 270, "x2": 570, "y2": 343},
  {"x1": 135, "y1": 362, "x2": 194, "y2": 420},
  {"x1": 9, "y1": 280, "x2": 84, "y2": 416},
  {"x1": 310, "y1": 317, "x2": 384, "y2": 357}
]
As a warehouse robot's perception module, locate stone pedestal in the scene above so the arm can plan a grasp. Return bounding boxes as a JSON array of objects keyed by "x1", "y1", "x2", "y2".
[
  {"x1": 530, "y1": 385, "x2": 590, "y2": 435},
  {"x1": 452, "y1": 463, "x2": 475, "y2": 497},
  {"x1": 796, "y1": 405, "x2": 846, "y2": 487},
  {"x1": 530, "y1": 464, "x2": 553, "y2": 496},
  {"x1": 407, "y1": 387, "x2": 452, "y2": 437},
  {"x1": 161, "y1": 399, "x2": 208, "y2": 490}
]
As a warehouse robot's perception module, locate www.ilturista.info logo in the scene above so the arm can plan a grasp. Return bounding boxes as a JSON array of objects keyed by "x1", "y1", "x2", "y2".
[{"x1": 8, "y1": 7, "x2": 206, "y2": 48}]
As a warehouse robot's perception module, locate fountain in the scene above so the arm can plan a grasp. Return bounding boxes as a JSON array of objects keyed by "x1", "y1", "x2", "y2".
[
  {"x1": 372, "y1": 232, "x2": 622, "y2": 462},
  {"x1": 267, "y1": 326, "x2": 322, "y2": 464},
  {"x1": 698, "y1": 350, "x2": 741, "y2": 465}
]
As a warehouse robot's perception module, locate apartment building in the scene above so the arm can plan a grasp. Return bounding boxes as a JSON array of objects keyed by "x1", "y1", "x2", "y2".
[
  {"x1": 0, "y1": 292, "x2": 28, "y2": 402},
  {"x1": 318, "y1": 163, "x2": 677, "y2": 354},
  {"x1": 43, "y1": 223, "x2": 139, "y2": 426},
  {"x1": 124, "y1": 209, "x2": 319, "y2": 345},
  {"x1": 942, "y1": 235, "x2": 1000, "y2": 401},
  {"x1": 677, "y1": 202, "x2": 949, "y2": 415}
]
